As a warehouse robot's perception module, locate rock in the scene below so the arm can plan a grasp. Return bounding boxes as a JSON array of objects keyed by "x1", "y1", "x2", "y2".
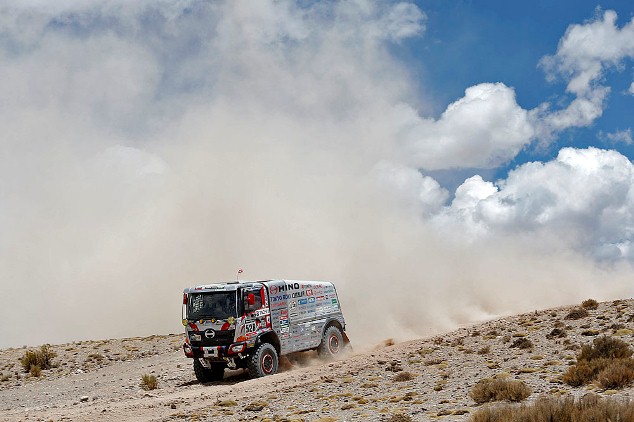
[{"x1": 80, "y1": 396, "x2": 89, "y2": 402}]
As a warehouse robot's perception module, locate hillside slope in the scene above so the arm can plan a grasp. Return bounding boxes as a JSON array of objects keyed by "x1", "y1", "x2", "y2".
[{"x1": 1, "y1": 299, "x2": 634, "y2": 421}]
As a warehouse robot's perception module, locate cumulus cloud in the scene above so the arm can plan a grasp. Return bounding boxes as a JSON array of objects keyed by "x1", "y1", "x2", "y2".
[
  {"x1": 394, "y1": 83, "x2": 535, "y2": 170},
  {"x1": 428, "y1": 147, "x2": 634, "y2": 261}
]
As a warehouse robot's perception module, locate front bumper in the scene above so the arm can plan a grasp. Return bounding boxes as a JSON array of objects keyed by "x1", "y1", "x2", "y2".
[{"x1": 183, "y1": 342, "x2": 247, "y2": 359}]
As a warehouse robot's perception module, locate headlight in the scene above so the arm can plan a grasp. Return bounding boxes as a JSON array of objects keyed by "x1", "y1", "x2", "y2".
[
  {"x1": 190, "y1": 334, "x2": 201, "y2": 342},
  {"x1": 228, "y1": 343, "x2": 246, "y2": 354}
]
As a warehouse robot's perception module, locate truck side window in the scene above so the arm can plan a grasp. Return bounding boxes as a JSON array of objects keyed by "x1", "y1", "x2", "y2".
[{"x1": 251, "y1": 288, "x2": 263, "y2": 309}]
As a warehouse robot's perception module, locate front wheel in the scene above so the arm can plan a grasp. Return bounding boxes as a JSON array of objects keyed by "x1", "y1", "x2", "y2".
[
  {"x1": 317, "y1": 326, "x2": 344, "y2": 359},
  {"x1": 193, "y1": 359, "x2": 225, "y2": 383},
  {"x1": 247, "y1": 343, "x2": 279, "y2": 377}
]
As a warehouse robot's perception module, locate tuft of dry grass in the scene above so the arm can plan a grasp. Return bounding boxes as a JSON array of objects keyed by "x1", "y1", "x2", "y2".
[
  {"x1": 469, "y1": 377, "x2": 531, "y2": 404},
  {"x1": 140, "y1": 374, "x2": 158, "y2": 390},
  {"x1": 565, "y1": 308, "x2": 589, "y2": 320},
  {"x1": 582, "y1": 299, "x2": 599, "y2": 310},
  {"x1": 387, "y1": 414, "x2": 413, "y2": 422},
  {"x1": 470, "y1": 394, "x2": 634, "y2": 422}
]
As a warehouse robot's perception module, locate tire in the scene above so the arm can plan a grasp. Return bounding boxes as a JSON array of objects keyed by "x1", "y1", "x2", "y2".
[
  {"x1": 247, "y1": 343, "x2": 279, "y2": 377},
  {"x1": 317, "y1": 326, "x2": 344, "y2": 359},
  {"x1": 193, "y1": 359, "x2": 225, "y2": 383}
]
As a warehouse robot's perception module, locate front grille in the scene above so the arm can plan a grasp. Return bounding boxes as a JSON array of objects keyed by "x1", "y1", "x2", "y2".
[{"x1": 190, "y1": 329, "x2": 235, "y2": 347}]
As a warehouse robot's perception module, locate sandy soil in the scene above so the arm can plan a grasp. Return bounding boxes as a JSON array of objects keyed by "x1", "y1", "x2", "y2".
[{"x1": 2, "y1": 299, "x2": 634, "y2": 421}]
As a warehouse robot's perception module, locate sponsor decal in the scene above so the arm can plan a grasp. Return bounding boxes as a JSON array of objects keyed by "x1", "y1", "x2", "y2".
[
  {"x1": 331, "y1": 299, "x2": 338, "y2": 305},
  {"x1": 244, "y1": 322, "x2": 257, "y2": 333},
  {"x1": 269, "y1": 285, "x2": 279, "y2": 295},
  {"x1": 277, "y1": 282, "x2": 300, "y2": 292},
  {"x1": 316, "y1": 296, "x2": 325, "y2": 301},
  {"x1": 291, "y1": 291, "x2": 305, "y2": 298},
  {"x1": 290, "y1": 301, "x2": 297, "y2": 310},
  {"x1": 254, "y1": 308, "x2": 269, "y2": 317},
  {"x1": 298, "y1": 298, "x2": 308, "y2": 305},
  {"x1": 308, "y1": 297, "x2": 316, "y2": 303},
  {"x1": 306, "y1": 289, "x2": 313, "y2": 296},
  {"x1": 204, "y1": 329, "x2": 216, "y2": 339}
]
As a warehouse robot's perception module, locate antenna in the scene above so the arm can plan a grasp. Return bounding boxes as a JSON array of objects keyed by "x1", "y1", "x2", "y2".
[{"x1": 236, "y1": 268, "x2": 244, "y2": 281}]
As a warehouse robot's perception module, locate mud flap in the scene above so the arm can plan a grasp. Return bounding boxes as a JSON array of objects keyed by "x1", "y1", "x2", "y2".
[{"x1": 342, "y1": 332, "x2": 353, "y2": 352}]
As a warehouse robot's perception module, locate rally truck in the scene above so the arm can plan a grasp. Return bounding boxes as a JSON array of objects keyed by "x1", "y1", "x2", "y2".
[{"x1": 182, "y1": 280, "x2": 349, "y2": 381}]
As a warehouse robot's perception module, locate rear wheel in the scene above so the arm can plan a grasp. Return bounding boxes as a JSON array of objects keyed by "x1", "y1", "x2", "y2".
[
  {"x1": 317, "y1": 326, "x2": 344, "y2": 359},
  {"x1": 247, "y1": 343, "x2": 279, "y2": 377},
  {"x1": 193, "y1": 359, "x2": 225, "y2": 383}
]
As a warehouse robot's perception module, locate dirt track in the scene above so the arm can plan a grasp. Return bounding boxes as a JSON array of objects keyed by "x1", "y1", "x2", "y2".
[{"x1": 2, "y1": 299, "x2": 634, "y2": 421}]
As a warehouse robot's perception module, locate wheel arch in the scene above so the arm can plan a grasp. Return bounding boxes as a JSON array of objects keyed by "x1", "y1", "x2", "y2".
[
  {"x1": 322, "y1": 319, "x2": 350, "y2": 345},
  {"x1": 255, "y1": 330, "x2": 281, "y2": 355}
]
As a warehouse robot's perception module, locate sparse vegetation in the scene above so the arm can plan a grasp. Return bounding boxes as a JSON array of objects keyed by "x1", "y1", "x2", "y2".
[
  {"x1": 20, "y1": 344, "x2": 56, "y2": 373},
  {"x1": 470, "y1": 394, "x2": 634, "y2": 422},
  {"x1": 582, "y1": 299, "x2": 599, "y2": 310},
  {"x1": 469, "y1": 377, "x2": 531, "y2": 404},
  {"x1": 140, "y1": 373, "x2": 158, "y2": 390},
  {"x1": 565, "y1": 308, "x2": 589, "y2": 320}
]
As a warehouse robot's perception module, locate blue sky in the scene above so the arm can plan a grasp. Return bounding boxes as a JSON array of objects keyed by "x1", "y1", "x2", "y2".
[
  {"x1": 409, "y1": 0, "x2": 634, "y2": 172},
  {"x1": 389, "y1": 1, "x2": 632, "y2": 193},
  {"x1": 1, "y1": 1, "x2": 634, "y2": 347}
]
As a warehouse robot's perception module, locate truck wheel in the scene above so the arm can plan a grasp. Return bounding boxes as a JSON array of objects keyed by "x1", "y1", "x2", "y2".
[
  {"x1": 193, "y1": 359, "x2": 225, "y2": 383},
  {"x1": 247, "y1": 343, "x2": 279, "y2": 377},
  {"x1": 318, "y1": 326, "x2": 344, "y2": 359}
]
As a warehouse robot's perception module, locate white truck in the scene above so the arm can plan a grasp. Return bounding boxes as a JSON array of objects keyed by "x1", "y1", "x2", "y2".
[{"x1": 182, "y1": 279, "x2": 349, "y2": 381}]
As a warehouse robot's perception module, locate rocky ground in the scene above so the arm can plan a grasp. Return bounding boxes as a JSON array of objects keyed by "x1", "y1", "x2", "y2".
[{"x1": 2, "y1": 299, "x2": 634, "y2": 421}]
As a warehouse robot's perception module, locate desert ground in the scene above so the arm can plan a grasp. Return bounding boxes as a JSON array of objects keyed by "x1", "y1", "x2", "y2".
[{"x1": 2, "y1": 299, "x2": 634, "y2": 421}]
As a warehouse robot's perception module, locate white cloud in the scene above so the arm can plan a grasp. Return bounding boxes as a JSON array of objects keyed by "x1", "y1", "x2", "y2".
[
  {"x1": 630, "y1": 81, "x2": 634, "y2": 95},
  {"x1": 537, "y1": 10, "x2": 634, "y2": 138},
  {"x1": 540, "y1": 10, "x2": 634, "y2": 96},
  {"x1": 598, "y1": 128, "x2": 633, "y2": 145},
  {"x1": 396, "y1": 83, "x2": 535, "y2": 170},
  {"x1": 430, "y1": 147, "x2": 634, "y2": 261}
]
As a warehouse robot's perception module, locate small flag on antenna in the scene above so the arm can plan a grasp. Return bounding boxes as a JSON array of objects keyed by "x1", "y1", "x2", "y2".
[{"x1": 238, "y1": 269, "x2": 243, "y2": 274}]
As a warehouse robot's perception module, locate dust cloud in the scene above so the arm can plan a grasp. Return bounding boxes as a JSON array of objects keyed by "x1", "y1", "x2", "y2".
[{"x1": 0, "y1": 1, "x2": 632, "y2": 349}]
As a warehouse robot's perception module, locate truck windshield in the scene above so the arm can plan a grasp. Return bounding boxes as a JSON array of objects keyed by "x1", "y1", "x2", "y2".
[{"x1": 188, "y1": 292, "x2": 237, "y2": 320}]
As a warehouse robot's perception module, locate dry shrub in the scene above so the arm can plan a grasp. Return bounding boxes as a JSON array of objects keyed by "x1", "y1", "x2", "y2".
[
  {"x1": 20, "y1": 344, "x2": 56, "y2": 373},
  {"x1": 546, "y1": 328, "x2": 567, "y2": 339},
  {"x1": 578, "y1": 336, "x2": 632, "y2": 361},
  {"x1": 565, "y1": 308, "x2": 589, "y2": 320},
  {"x1": 469, "y1": 378, "x2": 531, "y2": 404},
  {"x1": 140, "y1": 374, "x2": 158, "y2": 390},
  {"x1": 478, "y1": 346, "x2": 491, "y2": 355},
  {"x1": 582, "y1": 299, "x2": 599, "y2": 310},
  {"x1": 469, "y1": 395, "x2": 634, "y2": 422},
  {"x1": 393, "y1": 371, "x2": 415, "y2": 382},
  {"x1": 563, "y1": 336, "x2": 634, "y2": 388},
  {"x1": 596, "y1": 360, "x2": 634, "y2": 389},
  {"x1": 510, "y1": 338, "x2": 533, "y2": 350}
]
